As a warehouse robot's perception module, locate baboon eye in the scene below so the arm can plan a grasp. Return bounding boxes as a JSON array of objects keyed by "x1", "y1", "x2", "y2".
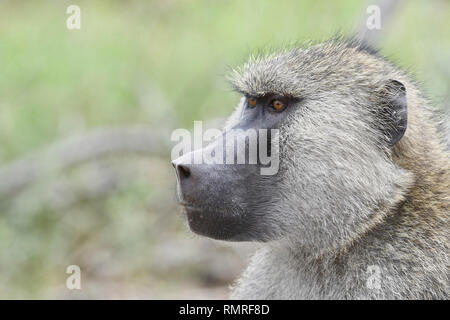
[
  {"x1": 248, "y1": 97, "x2": 257, "y2": 107},
  {"x1": 271, "y1": 99, "x2": 285, "y2": 111}
]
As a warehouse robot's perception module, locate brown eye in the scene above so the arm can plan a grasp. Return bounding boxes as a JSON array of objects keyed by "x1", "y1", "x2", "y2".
[
  {"x1": 272, "y1": 100, "x2": 284, "y2": 111},
  {"x1": 248, "y1": 97, "x2": 257, "y2": 107}
]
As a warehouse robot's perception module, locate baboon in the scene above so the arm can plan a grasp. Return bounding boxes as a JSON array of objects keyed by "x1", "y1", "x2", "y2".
[{"x1": 172, "y1": 38, "x2": 449, "y2": 299}]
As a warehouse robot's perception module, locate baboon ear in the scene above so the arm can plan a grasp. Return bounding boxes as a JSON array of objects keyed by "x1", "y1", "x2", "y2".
[{"x1": 380, "y1": 79, "x2": 407, "y2": 146}]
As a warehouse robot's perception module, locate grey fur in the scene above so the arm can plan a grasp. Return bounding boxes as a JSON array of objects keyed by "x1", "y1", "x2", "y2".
[
  {"x1": 225, "y1": 39, "x2": 449, "y2": 299},
  {"x1": 173, "y1": 38, "x2": 449, "y2": 299}
]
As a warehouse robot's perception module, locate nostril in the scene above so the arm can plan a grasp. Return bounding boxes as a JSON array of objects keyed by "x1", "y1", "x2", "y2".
[{"x1": 177, "y1": 164, "x2": 191, "y2": 179}]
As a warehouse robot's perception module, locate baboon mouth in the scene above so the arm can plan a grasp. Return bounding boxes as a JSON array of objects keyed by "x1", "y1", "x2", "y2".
[
  {"x1": 182, "y1": 204, "x2": 201, "y2": 214},
  {"x1": 180, "y1": 204, "x2": 247, "y2": 241}
]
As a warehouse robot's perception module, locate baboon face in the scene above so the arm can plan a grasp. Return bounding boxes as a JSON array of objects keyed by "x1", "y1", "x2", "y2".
[
  {"x1": 173, "y1": 42, "x2": 409, "y2": 249},
  {"x1": 173, "y1": 94, "x2": 297, "y2": 241}
]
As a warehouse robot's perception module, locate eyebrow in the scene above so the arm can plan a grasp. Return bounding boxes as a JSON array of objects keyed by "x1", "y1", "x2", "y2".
[{"x1": 244, "y1": 92, "x2": 300, "y2": 102}]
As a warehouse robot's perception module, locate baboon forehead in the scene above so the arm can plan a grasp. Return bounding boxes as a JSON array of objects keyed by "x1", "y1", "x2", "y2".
[
  {"x1": 228, "y1": 42, "x2": 386, "y2": 98},
  {"x1": 228, "y1": 50, "x2": 312, "y2": 97}
]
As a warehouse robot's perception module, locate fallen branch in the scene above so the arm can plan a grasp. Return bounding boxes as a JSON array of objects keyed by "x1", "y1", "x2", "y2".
[{"x1": 0, "y1": 126, "x2": 171, "y2": 198}]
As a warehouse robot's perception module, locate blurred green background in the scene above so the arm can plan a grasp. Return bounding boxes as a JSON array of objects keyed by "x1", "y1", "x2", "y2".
[{"x1": 0, "y1": 0, "x2": 448, "y2": 298}]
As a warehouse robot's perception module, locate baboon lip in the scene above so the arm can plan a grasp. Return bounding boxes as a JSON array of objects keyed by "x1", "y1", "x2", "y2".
[
  {"x1": 180, "y1": 204, "x2": 203, "y2": 215},
  {"x1": 184, "y1": 204, "x2": 200, "y2": 212}
]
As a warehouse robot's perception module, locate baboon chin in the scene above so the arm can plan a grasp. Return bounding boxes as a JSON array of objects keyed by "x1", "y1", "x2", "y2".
[{"x1": 173, "y1": 38, "x2": 449, "y2": 300}]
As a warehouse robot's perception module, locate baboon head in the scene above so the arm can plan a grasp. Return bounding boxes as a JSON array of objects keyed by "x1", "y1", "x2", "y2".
[{"x1": 173, "y1": 39, "x2": 411, "y2": 253}]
